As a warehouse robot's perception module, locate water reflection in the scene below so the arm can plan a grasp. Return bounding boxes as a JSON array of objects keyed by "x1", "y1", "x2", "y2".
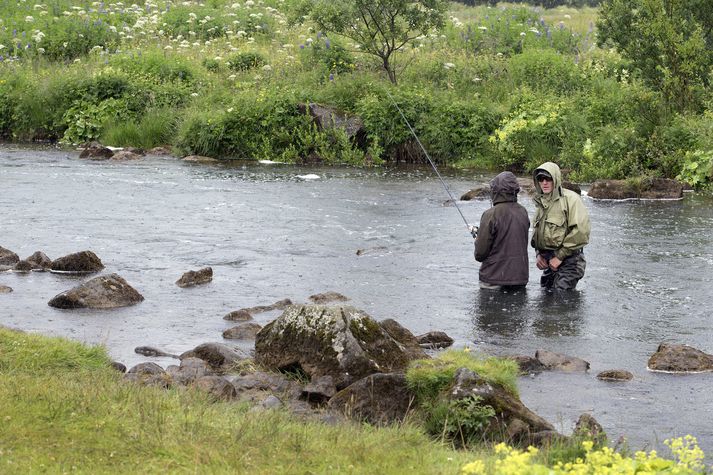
[
  {"x1": 474, "y1": 287, "x2": 529, "y2": 337},
  {"x1": 531, "y1": 290, "x2": 584, "y2": 337}
]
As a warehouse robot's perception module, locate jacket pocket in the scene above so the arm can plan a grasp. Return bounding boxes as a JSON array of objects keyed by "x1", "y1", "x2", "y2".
[{"x1": 543, "y1": 213, "x2": 566, "y2": 248}]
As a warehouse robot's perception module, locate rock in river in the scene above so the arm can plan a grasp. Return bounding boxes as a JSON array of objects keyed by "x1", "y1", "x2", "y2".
[{"x1": 48, "y1": 273, "x2": 144, "y2": 309}]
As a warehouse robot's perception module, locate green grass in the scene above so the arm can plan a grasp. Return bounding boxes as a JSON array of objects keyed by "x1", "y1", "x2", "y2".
[{"x1": 0, "y1": 327, "x2": 480, "y2": 473}]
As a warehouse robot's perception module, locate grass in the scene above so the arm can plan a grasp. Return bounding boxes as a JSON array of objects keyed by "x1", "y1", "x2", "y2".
[{"x1": 0, "y1": 327, "x2": 481, "y2": 473}]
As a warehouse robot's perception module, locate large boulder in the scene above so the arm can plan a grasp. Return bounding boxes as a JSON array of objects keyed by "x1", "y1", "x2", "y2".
[
  {"x1": 449, "y1": 367, "x2": 555, "y2": 446},
  {"x1": 589, "y1": 178, "x2": 683, "y2": 200},
  {"x1": 79, "y1": 142, "x2": 114, "y2": 160},
  {"x1": 48, "y1": 273, "x2": 144, "y2": 309},
  {"x1": 50, "y1": 250, "x2": 104, "y2": 273},
  {"x1": 26, "y1": 251, "x2": 52, "y2": 271},
  {"x1": 647, "y1": 343, "x2": 713, "y2": 373},
  {"x1": 255, "y1": 305, "x2": 414, "y2": 389},
  {"x1": 328, "y1": 373, "x2": 415, "y2": 425}
]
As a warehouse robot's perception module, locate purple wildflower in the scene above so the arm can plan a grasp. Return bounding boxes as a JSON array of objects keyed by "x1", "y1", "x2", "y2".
[
  {"x1": 325, "y1": 38, "x2": 330, "y2": 49},
  {"x1": 299, "y1": 44, "x2": 304, "y2": 49},
  {"x1": 317, "y1": 31, "x2": 322, "y2": 39},
  {"x1": 329, "y1": 73, "x2": 334, "y2": 81}
]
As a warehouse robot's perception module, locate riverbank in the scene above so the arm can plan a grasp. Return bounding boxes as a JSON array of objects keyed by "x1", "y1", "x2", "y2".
[{"x1": 1, "y1": 0, "x2": 711, "y2": 185}]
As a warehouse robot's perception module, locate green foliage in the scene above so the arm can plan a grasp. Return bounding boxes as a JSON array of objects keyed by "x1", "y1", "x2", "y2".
[
  {"x1": 677, "y1": 150, "x2": 713, "y2": 189},
  {"x1": 227, "y1": 51, "x2": 266, "y2": 72},
  {"x1": 597, "y1": 0, "x2": 713, "y2": 111},
  {"x1": 101, "y1": 108, "x2": 178, "y2": 149},
  {"x1": 61, "y1": 98, "x2": 131, "y2": 144},
  {"x1": 112, "y1": 52, "x2": 196, "y2": 84},
  {"x1": 300, "y1": 34, "x2": 355, "y2": 76},
  {"x1": 424, "y1": 395, "x2": 495, "y2": 446},
  {"x1": 406, "y1": 349, "x2": 520, "y2": 401},
  {"x1": 509, "y1": 49, "x2": 581, "y2": 93},
  {"x1": 161, "y1": 5, "x2": 228, "y2": 41},
  {"x1": 306, "y1": 0, "x2": 449, "y2": 83}
]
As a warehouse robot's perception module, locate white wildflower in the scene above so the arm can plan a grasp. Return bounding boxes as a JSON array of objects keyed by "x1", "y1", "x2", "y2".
[{"x1": 443, "y1": 62, "x2": 455, "y2": 70}]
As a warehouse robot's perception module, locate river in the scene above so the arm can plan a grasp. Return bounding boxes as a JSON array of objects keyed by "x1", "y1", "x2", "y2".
[{"x1": 2, "y1": 144, "x2": 712, "y2": 455}]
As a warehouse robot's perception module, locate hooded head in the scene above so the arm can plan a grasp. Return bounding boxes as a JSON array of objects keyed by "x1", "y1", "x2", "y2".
[
  {"x1": 490, "y1": 171, "x2": 520, "y2": 204},
  {"x1": 533, "y1": 161, "x2": 562, "y2": 197}
]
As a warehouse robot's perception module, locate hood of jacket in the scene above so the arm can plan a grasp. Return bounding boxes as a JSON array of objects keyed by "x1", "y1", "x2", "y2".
[
  {"x1": 533, "y1": 161, "x2": 563, "y2": 202},
  {"x1": 490, "y1": 171, "x2": 520, "y2": 204}
]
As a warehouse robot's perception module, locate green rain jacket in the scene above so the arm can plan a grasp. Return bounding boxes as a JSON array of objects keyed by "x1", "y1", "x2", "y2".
[{"x1": 531, "y1": 162, "x2": 591, "y2": 261}]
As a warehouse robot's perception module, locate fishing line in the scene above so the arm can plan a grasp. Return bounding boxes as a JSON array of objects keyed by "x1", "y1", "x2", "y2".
[{"x1": 384, "y1": 89, "x2": 477, "y2": 237}]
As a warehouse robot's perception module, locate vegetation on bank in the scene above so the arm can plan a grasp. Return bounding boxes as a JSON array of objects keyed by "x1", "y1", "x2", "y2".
[
  {"x1": 0, "y1": 327, "x2": 709, "y2": 473},
  {"x1": 0, "y1": 0, "x2": 711, "y2": 187}
]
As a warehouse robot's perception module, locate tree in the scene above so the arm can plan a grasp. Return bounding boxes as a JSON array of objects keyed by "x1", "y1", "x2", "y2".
[
  {"x1": 305, "y1": 0, "x2": 448, "y2": 84},
  {"x1": 597, "y1": 0, "x2": 713, "y2": 111}
]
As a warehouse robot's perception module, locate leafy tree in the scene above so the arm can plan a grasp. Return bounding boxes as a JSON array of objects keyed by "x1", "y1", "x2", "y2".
[
  {"x1": 304, "y1": 0, "x2": 448, "y2": 84},
  {"x1": 596, "y1": 0, "x2": 713, "y2": 111}
]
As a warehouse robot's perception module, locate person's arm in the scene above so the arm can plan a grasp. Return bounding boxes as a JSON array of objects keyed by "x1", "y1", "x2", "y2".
[{"x1": 474, "y1": 210, "x2": 494, "y2": 262}]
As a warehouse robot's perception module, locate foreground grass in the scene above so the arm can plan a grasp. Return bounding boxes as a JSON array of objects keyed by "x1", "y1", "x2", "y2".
[{"x1": 0, "y1": 328, "x2": 479, "y2": 474}]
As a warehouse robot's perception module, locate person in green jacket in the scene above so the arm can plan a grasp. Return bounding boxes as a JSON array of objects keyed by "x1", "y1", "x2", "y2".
[{"x1": 531, "y1": 162, "x2": 591, "y2": 291}]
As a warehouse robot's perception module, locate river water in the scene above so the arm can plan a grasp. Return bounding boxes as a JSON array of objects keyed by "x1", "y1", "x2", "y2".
[{"x1": 2, "y1": 144, "x2": 712, "y2": 455}]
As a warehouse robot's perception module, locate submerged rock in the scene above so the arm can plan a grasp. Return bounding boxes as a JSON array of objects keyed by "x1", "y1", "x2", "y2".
[
  {"x1": 596, "y1": 370, "x2": 633, "y2": 381},
  {"x1": 0, "y1": 285, "x2": 12, "y2": 294},
  {"x1": 255, "y1": 305, "x2": 414, "y2": 389},
  {"x1": 48, "y1": 273, "x2": 144, "y2": 309},
  {"x1": 134, "y1": 346, "x2": 179, "y2": 359},
  {"x1": 416, "y1": 331, "x2": 454, "y2": 349},
  {"x1": 647, "y1": 343, "x2": 713, "y2": 373},
  {"x1": 50, "y1": 250, "x2": 104, "y2": 273},
  {"x1": 535, "y1": 349, "x2": 589, "y2": 372},
  {"x1": 180, "y1": 342, "x2": 248, "y2": 372},
  {"x1": 222, "y1": 322, "x2": 263, "y2": 340},
  {"x1": 308, "y1": 291, "x2": 349, "y2": 304},
  {"x1": 176, "y1": 267, "x2": 213, "y2": 288}
]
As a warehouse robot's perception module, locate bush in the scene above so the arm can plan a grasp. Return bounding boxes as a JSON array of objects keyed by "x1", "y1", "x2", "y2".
[
  {"x1": 508, "y1": 49, "x2": 582, "y2": 93},
  {"x1": 227, "y1": 52, "x2": 266, "y2": 72}
]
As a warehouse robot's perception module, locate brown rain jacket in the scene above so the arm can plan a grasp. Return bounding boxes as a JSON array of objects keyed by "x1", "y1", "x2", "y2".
[{"x1": 474, "y1": 171, "x2": 530, "y2": 286}]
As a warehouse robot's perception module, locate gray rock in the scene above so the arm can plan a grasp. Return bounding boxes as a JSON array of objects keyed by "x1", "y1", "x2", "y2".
[
  {"x1": 26, "y1": 251, "x2": 52, "y2": 270},
  {"x1": 379, "y1": 319, "x2": 428, "y2": 360},
  {"x1": 298, "y1": 103, "x2": 367, "y2": 150},
  {"x1": 0, "y1": 246, "x2": 20, "y2": 266},
  {"x1": 79, "y1": 143, "x2": 113, "y2": 160},
  {"x1": 127, "y1": 362, "x2": 165, "y2": 375},
  {"x1": 176, "y1": 267, "x2": 213, "y2": 288},
  {"x1": 508, "y1": 355, "x2": 546, "y2": 375},
  {"x1": 589, "y1": 178, "x2": 683, "y2": 200},
  {"x1": 148, "y1": 146, "x2": 172, "y2": 156},
  {"x1": 13, "y1": 260, "x2": 33, "y2": 273},
  {"x1": 460, "y1": 186, "x2": 491, "y2": 201},
  {"x1": 261, "y1": 395, "x2": 284, "y2": 409},
  {"x1": 416, "y1": 331, "x2": 454, "y2": 349},
  {"x1": 535, "y1": 349, "x2": 590, "y2": 372},
  {"x1": 50, "y1": 250, "x2": 104, "y2": 273},
  {"x1": 449, "y1": 367, "x2": 555, "y2": 446},
  {"x1": 222, "y1": 322, "x2": 263, "y2": 340},
  {"x1": 301, "y1": 375, "x2": 337, "y2": 404},
  {"x1": 255, "y1": 305, "x2": 414, "y2": 389},
  {"x1": 193, "y1": 376, "x2": 237, "y2": 400},
  {"x1": 308, "y1": 291, "x2": 349, "y2": 304},
  {"x1": 110, "y1": 361, "x2": 127, "y2": 373},
  {"x1": 134, "y1": 346, "x2": 179, "y2": 358},
  {"x1": 328, "y1": 373, "x2": 414, "y2": 425},
  {"x1": 223, "y1": 309, "x2": 253, "y2": 321},
  {"x1": 0, "y1": 285, "x2": 13, "y2": 294},
  {"x1": 48, "y1": 273, "x2": 144, "y2": 309},
  {"x1": 647, "y1": 343, "x2": 713, "y2": 373},
  {"x1": 596, "y1": 370, "x2": 633, "y2": 381},
  {"x1": 166, "y1": 357, "x2": 212, "y2": 385},
  {"x1": 238, "y1": 298, "x2": 293, "y2": 316},
  {"x1": 180, "y1": 342, "x2": 247, "y2": 371},
  {"x1": 574, "y1": 413, "x2": 606, "y2": 442}
]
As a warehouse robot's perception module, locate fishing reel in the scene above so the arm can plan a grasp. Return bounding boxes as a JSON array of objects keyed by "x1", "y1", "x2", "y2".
[{"x1": 469, "y1": 225, "x2": 479, "y2": 238}]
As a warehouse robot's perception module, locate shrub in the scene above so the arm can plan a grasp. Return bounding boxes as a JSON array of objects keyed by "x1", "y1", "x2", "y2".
[
  {"x1": 161, "y1": 5, "x2": 229, "y2": 41},
  {"x1": 61, "y1": 98, "x2": 132, "y2": 144},
  {"x1": 300, "y1": 35, "x2": 355, "y2": 75},
  {"x1": 35, "y1": 18, "x2": 122, "y2": 61},
  {"x1": 508, "y1": 49, "x2": 582, "y2": 93},
  {"x1": 677, "y1": 150, "x2": 713, "y2": 189},
  {"x1": 112, "y1": 52, "x2": 196, "y2": 84},
  {"x1": 227, "y1": 52, "x2": 266, "y2": 72}
]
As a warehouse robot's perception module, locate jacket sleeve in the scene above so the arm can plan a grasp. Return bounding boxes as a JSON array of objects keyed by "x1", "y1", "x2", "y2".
[
  {"x1": 474, "y1": 210, "x2": 494, "y2": 262},
  {"x1": 555, "y1": 193, "x2": 591, "y2": 260}
]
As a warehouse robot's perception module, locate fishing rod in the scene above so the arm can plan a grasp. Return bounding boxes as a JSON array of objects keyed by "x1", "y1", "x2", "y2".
[{"x1": 384, "y1": 90, "x2": 478, "y2": 238}]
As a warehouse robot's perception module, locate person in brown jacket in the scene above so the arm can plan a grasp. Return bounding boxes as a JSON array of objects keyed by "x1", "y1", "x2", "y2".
[{"x1": 474, "y1": 171, "x2": 530, "y2": 290}]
